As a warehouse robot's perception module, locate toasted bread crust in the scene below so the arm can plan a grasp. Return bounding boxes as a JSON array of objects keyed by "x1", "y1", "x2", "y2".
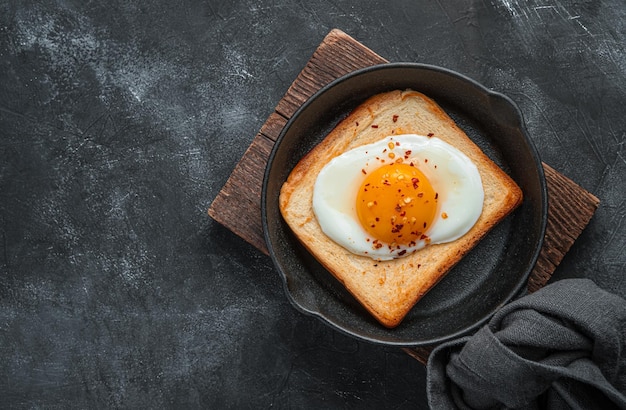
[{"x1": 279, "y1": 90, "x2": 523, "y2": 328}]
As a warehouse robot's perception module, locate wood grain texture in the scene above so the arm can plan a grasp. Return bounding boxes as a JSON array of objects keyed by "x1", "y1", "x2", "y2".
[
  {"x1": 207, "y1": 29, "x2": 599, "y2": 361},
  {"x1": 527, "y1": 164, "x2": 600, "y2": 292},
  {"x1": 208, "y1": 133, "x2": 274, "y2": 253}
]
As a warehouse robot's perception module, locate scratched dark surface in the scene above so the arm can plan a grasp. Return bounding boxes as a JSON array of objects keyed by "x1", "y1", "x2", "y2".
[{"x1": 0, "y1": 0, "x2": 624, "y2": 408}]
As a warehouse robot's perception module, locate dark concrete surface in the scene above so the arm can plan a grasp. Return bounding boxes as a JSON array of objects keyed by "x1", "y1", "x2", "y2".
[{"x1": 1, "y1": 0, "x2": 624, "y2": 408}]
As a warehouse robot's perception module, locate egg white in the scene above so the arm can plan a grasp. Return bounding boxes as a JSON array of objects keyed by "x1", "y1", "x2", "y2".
[{"x1": 312, "y1": 134, "x2": 484, "y2": 261}]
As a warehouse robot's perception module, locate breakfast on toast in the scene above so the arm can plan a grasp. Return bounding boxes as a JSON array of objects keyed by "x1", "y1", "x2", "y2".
[{"x1": 279, "y1": 89, "x2": 523, "y2": 328}]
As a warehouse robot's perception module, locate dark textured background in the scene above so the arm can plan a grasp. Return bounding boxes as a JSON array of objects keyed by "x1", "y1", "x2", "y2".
[{"x1": 1, "y1": 0, "x2": 624, "y2": 408}]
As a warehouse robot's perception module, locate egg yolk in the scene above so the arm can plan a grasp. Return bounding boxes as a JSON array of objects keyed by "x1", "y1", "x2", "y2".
[{"x1": 356, "y1": 162, "x2": 437, "y2": 246}]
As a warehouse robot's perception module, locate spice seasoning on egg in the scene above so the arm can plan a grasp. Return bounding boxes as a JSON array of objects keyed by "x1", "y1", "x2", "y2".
[{"x1": 312, "y1": 134, "x2": 483, "y2": 260}]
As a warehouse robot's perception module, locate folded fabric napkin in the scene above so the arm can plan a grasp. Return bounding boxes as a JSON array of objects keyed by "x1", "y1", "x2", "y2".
[{"x1": 427, "y1": 278, "x2": 626, "y2": 409}]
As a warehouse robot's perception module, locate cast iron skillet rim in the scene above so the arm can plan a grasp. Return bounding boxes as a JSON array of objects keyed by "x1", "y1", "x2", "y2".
[{"x1": 262, "y1": 62, "x2": 548, "y2": 347}]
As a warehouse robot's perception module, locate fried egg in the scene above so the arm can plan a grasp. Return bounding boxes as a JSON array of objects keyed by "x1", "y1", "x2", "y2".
[{"x1": 312, "y1": 134, "x2": 484, "y2": 261}]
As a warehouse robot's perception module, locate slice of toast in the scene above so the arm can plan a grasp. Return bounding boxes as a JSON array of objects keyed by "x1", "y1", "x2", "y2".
[{"x1": 279, "y1": 89, "x2": 523, "y2": 328}]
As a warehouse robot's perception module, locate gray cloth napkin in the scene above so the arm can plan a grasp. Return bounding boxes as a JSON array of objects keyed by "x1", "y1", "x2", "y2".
[{"x1": 427, "y1": 278, "x2": 626, "y2": 409}]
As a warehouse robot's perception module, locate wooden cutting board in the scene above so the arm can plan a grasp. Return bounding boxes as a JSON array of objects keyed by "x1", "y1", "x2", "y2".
[{"x1": 208, "y1": 29, "x2": 599, "y2": 364}]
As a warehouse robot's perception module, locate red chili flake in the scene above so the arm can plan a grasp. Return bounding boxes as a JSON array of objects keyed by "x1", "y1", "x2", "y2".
[
  {"x1": 420, "y1": 234, "x2": 429, "y2": 240},
  {"x1": 391, "y1": 224, "x2": 404, "y2": 233},
  {"x1": 417, "y1": 264, "x2": 421, "y2": 269},
  {"x1": 435, "y1": 193, "x2": 439, "y2": 199},
  {"x1": 411, "y1": 178, "x2": 419, "y2": 188},
  {"x1": 371, "y1": 124, "x2": 379, "y2": 128},
  {"x1": 417, "y1": 192, "x2": 424, "y2": 198},
  {"x1": 392, "y1": 115, "x2": 399, "y2": 122},
  {"x1": 398, "y1": 250, "x2": 407, "y2": 256},
  {"x1": 361, "y1": 169, "x2": 367, "y2": 174},
  {"x1": 356, "y1": 122, "x2": 359, "y2": 126},
  {"x1": 427, "y1": 132, "x2": 434, "y2": 137},
  {"x1": 396, "y1": 141, "x2": 400, "y2": 146},
  {"x1": 424, "y1": 158, "x2": 428, "y2": 163},
  {"x1": 400, "y1": 211, "x2": 406, "y2": 217}
]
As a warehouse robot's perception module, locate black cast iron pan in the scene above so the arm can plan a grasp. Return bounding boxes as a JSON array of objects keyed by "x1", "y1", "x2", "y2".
[{"x1": 262, "y1": 63, "x2": 548, "y2": 347}]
